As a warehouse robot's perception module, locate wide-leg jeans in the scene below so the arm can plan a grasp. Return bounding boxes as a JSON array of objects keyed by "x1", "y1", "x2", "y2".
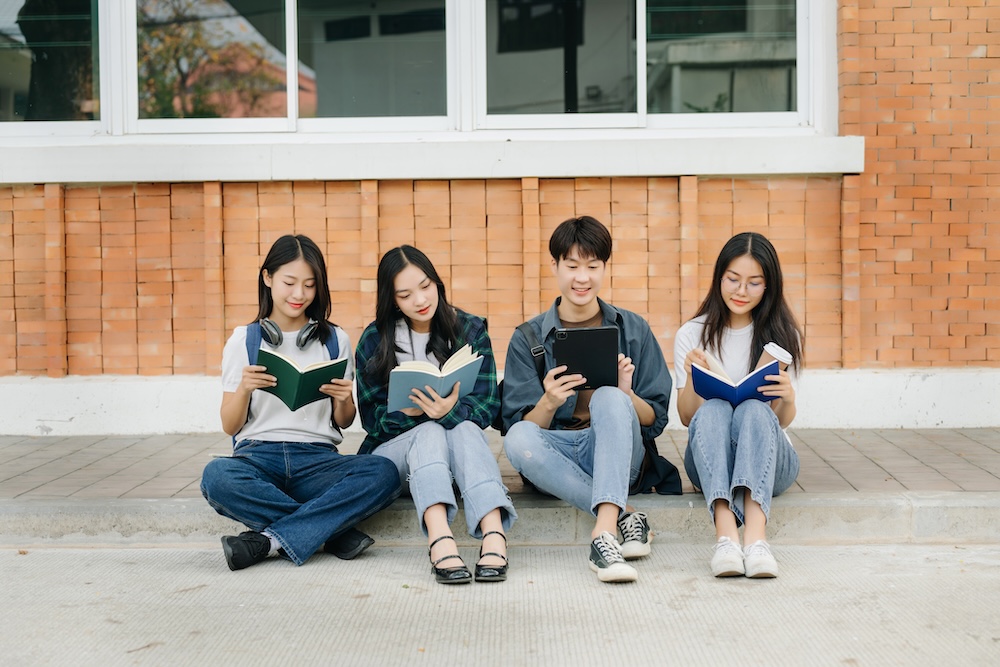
[
  {"x1": 201, "y1": 441, "x2": 401, "y2": 565},
  {"x1": 372, "y1": 420, "x2": 517, "y2": 537},
  {"x1": 683, "y1": 398, "x2": 799, "y2": 525}
]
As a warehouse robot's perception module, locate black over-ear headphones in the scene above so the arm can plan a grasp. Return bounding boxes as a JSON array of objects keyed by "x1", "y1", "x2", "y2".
[{"x1": 259, "y1": 319, "x2": 320, "y2": 349}]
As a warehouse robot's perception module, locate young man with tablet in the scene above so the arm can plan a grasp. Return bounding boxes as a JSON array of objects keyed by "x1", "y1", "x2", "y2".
[{"x1": 500, "y1": 216, "x2": 673, "y2": 582}]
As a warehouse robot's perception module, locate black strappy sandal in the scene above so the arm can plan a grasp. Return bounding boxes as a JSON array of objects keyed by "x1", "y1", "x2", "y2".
[
  {"x1": 429, "y1": 535, "x2": 472, "y2": 584},
  {"x1": 475, "y1": 531, "x2": 509, "y2": 582}
]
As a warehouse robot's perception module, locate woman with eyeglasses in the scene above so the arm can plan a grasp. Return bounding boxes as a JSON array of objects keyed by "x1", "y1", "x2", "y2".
[{"x1": 673, "y1": 232, "x2": 803, "y2": 579}]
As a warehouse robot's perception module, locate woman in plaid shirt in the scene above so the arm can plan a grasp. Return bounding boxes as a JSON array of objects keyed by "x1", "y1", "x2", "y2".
[{"x1": 355, "y1": 245, "x2": 516, "y2": 584}]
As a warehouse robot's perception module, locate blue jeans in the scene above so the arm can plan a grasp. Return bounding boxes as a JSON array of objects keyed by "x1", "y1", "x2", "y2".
[
  {"x1": 683, "y1": 399, "x2": 800, "y2": 525},
  {"x1": 201, "y1": 441, "x2": 401, "y2": 565},
  {"x1": 371, "y1": 421, "x2": 516, "y2": 538},
  {"x1": 503, "y1": 386, "x2": 645, "y2": 515}
]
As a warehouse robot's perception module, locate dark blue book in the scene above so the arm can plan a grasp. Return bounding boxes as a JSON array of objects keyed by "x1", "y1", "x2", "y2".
[{"x1": 691, "y1": 357, "x2": 780, "y2": 407}]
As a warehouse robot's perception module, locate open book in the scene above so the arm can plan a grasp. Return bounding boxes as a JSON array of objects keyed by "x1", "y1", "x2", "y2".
[
  {"x1": 387, "y1": 344, "x2": 484, "y2": 413},
  {"x1": 257, "y1": 348, "x2": 349, "y2": 411},
  {"x1": 691, "y1": 350, "x2": 779, "y2": 407}
]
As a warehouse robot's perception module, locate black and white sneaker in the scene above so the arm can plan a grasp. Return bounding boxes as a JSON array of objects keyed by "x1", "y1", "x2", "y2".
[
  {"x1": 617, "y1": 511, "x2": 652, "y2": 559},
  {"x1": 589, "y1": 531, "x2": 638, "y2": 583}
]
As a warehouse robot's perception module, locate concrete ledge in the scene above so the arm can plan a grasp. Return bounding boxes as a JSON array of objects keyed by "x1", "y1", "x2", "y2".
[{"x1": 3, "y1": 492, "x2": 998, "y2": 547}]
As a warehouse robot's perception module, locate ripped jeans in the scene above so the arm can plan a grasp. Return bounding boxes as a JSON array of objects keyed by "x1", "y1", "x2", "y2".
[{"x1": 371, "y1": 420, "x2": 516, "y2": 538}]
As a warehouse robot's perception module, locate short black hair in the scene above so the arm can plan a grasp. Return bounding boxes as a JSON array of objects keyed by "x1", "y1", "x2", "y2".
[{"x1": 548, "y1": 215, "x2": 612, "y2": 263}]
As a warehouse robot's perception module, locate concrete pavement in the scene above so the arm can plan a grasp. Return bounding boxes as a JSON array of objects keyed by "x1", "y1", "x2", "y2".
[
  {"x1": 2, "y1": 429, "x2": 999, "y2": 546},
  {"x1": 2, "y1": 428, "x2": 999, "y2": 666},
  {"x1": 3, "y1": 544, "x2": 999, "y2": 666}
]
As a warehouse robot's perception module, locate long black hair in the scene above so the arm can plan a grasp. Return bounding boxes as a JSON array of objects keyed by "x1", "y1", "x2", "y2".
[
  {"x1": 694, "y1": 232, "x2": 803, "y2": 375},
  {"x1": 367, "y1": 245, "x2": 460, "y2": 384},
  {"x1": 252, "y1": 234, "x2": 333, "y2": 344}
]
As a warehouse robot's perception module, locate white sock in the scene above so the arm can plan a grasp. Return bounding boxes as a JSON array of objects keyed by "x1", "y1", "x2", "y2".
[{"x1": 261, "y1": 531, "x2": 280, "y2": 557}]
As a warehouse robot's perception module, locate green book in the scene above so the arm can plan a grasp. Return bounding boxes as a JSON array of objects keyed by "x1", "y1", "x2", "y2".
[{"x1": 256, "y1": 348, "x2": 349, "y2": 411}]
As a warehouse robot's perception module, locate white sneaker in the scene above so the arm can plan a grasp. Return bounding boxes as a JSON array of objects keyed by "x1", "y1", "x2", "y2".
[
  {"x1": 743, "y1": 540, "x2": 779, "y2": 578},
  {"x1": 589, "y1": 531, "x2": 638, "y2": 583},
  {"x1": 711, "y1": 536, "x2": 746, "y2": 577},
  {"x1": 617, "y1": 511, "x2": 652, "y2": 560}
]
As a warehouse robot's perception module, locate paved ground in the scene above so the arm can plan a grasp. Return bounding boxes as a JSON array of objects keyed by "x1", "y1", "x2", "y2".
[
  {"x1": 3, "y1": 428, "x2": 1000, "y2": 501},
  {"x1": 2, "y1": 429, "x2": 999, "y2": 666},
  {"x1": 4, "y1": 544, "x2": 999, "y2": 666}
]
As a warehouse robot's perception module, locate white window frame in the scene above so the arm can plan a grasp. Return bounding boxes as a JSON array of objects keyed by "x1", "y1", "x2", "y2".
[{"x1": 0, "y1": 0, "x2": 861, "y2": 183}]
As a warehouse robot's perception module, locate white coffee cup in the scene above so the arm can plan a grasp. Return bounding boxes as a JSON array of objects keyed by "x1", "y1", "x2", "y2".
[{"x1": 756, "y1": 342, "x2": 792, "y2": 371}]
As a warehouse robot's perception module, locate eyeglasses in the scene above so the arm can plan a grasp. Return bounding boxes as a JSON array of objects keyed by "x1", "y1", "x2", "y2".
[{"x1": 722, "y1": 276, "x2": 766, "y2": 296}]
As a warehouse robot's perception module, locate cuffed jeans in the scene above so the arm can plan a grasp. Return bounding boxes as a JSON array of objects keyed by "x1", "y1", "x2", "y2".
[
  {"x1": 503, "y1": 386, "x2": 645, "y2": 516},
  {"x1": 683, "y1": 399, "x2": 800, "y2": 525},
  {"x1": 372, "y1": 421, "x2": 516, "y2": 538},
  {"x1": 200, "y1": 441, "x2": 401, "y2": 565}
]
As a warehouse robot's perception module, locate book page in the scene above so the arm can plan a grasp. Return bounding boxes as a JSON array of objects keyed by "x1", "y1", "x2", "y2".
[
  {"x1": 440, "y1": 344, "x2": 479, "y2": 375},
  {"x1": 260, "y1": 348, "x2": 345, "y2": 373},
  {"x1": 702, "y1": 350, "x2": 733, "y2": 384},
  {"x1": 395, "y1": 360, "x2": 441, "y2": 375},
  {"x1": 301, "y1": 358, "x2": 347, "y2": 372}
]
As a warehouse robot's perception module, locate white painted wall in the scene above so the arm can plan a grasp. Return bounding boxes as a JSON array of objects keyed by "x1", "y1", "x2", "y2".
[{"x1": 2, "y1": 369, "x2": 996, "y2": 436}]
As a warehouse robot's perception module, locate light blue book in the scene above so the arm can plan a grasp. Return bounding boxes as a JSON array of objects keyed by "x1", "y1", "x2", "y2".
[{"x1": 387, "y1": 344, "x2": 484, "y2": 413}]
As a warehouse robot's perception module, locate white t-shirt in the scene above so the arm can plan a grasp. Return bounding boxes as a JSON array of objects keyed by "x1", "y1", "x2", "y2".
[
  {"x1": 393, "y1": 319, "x2": 435, "y2": 365},
  {"x1": 673, "y1": 315, "x2": 757, "y2": 390},
  {"x1": 674, "y1": 315, "x2": 799, "y2": 388},
  {"x1": 221, "y1": 324, "x2": 354, "y2": 446},
  {"x1": 673, "y1": 315, "x2": 797, "y2": 443}
]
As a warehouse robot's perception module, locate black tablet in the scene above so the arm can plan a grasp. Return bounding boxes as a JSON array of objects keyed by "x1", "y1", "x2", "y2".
[{"x1": 552, "y1": 325, "x2": 619, "y2": 390}]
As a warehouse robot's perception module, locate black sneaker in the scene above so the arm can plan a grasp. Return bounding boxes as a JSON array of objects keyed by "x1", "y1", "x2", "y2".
[
  {"x1": 221, "y1": 531, "x2": 271, "y2": 571},
  {"x1": 617, "y1": 511, "x2": 652, "y2": 560},
  {"x1": 323, "y1": 527, "x2": 375, "y2": 560},
  {"x1": 589, "y1": 531, "x2": 638, "y2": 583}
]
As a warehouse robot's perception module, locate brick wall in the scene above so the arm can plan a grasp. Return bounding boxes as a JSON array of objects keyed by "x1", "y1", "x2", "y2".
[
  {"x1": 840, "y1": 0, "x2": 1000, "y2": 365},
  {"x1": 1, "y1": 0, "x2": 998, "y2": 377}
]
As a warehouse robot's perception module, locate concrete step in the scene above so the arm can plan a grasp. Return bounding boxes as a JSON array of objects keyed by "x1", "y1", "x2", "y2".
[{"x1": 3, "y1": 490, "x2": 998, "y2": 547}]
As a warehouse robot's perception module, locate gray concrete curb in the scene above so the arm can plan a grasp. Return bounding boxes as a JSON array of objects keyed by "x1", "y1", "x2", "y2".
[{"x1": 3, "y1": 491, "x2": 999, "y2": 547}]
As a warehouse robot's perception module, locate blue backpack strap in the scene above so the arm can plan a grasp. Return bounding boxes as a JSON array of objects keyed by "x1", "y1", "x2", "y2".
[
  {"x1": 324, "y1": 326, "x2": 339, "y2": 360},
  {"x1": 235, "y1": 322, "x2": 264, "y2": 447},
  {"x1": 245, "y1": 321, "x2": 263, "y2": 366}
]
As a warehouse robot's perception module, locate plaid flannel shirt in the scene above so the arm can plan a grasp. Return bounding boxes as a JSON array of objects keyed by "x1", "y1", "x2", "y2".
[{"x1": 355, "y1": 309, "x2": 499, "y2": 454}]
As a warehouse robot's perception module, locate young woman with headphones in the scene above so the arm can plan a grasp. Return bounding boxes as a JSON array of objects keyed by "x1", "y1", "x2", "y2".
[{"x1": 200, "y1": 234, "x2": 400, "y2": 571}]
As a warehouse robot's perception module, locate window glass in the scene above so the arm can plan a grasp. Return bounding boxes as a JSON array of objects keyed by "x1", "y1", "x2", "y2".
[
  {"x1": 137, "y1": 0, "x2": 286, "y2": 119},
  {"x1": 0, "y1": 0, "x2": 99, "y2": 121},
  {"x1": 646, "y1": 0, "x2": 796, "y2": 113},
  {"x1": 297, "y1": 0, "x2": 446, "y2": 118},
  {"x1": 486, "y1": 0, "x2": 636, "y2": 115}
]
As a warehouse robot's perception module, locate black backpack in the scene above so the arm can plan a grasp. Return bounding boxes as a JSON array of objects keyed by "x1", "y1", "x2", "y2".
[
  {"x1": 492, "y1": 322, "x2": 544, "y2": 436},
  {"x1": 495, "y1": 321, "x2": 681, "y2": 496}
]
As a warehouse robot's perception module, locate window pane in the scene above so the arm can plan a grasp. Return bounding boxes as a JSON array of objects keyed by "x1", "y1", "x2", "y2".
[
  {"x1": 137, "y1": 0, "x2": 287, "y2": 119},
  {"x1": 487, "y1": 0, "x2": 636, "y2": 115},
  {"x1": 0, "y1": 0, "x2": 99, "y2": 121},
  {"x1": 297, "y1": 0, "x2": 446, "y2": 118},
  {"x1": 647, "y1": 1, "x2": 796, "y2": 113}
]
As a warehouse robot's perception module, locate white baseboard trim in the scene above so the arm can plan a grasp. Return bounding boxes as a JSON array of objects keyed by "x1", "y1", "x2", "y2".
[{"x1": 1, "y1": 368, "x2": 997, "y2": 436}]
